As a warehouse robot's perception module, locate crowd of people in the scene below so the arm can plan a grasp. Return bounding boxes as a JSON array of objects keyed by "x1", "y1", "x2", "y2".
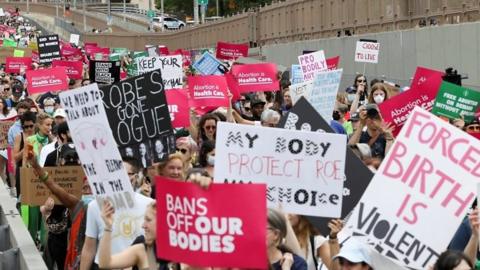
[{"x1": 1, "y1": 6, "x2": 480, "y2": 270}]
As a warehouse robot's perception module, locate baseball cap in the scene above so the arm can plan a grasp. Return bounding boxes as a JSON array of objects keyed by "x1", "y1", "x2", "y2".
[
  {"x1": 53, "y1": 108, "x2": 67, "y2": 118},
  {"x1": 14, "y1": 75, "x2": 25, "y2": 85},
  {"x1": 333, "y1": 241, "x2": 372, "y2": 266},
  {"x1": 350, "y1": 112, "x2": 360, "y2": 122}
]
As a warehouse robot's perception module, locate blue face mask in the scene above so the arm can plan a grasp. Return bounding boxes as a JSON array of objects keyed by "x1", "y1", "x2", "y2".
[{"x1": 81, "y1": 195, "x2": 95, "y2": 205}]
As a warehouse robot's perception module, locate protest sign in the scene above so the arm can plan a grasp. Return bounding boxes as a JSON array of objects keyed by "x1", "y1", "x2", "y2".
[
  {"x1": 307, "y1": 69, "x2": 343, "y2": 122},
  {"x1": 2, "y1": 38, "x2": 17, "y2": 48},
  {"x1": 289, "y1": 81, "x2": 312, "y2": 105},
  {"x1": 277, "y1": 96, "x2": 373, "y2": 234},
  {"x1": 89, "y1": 60, "x2": 120, "y2": 84},
  {"x1": 216, "y1": 41, "x2": 249, "y2": 60},
  {"x1": 326, "y1": 56, "x2": 340, "y2": 70},
  {"x1": 52, "y1": 60, "x2": 83, "y2": 80},
  {"x1": 100, "y1": 70, "x2": 175, "y2": 165},
  {"x1": 188, "y1": 76, "x2": 229, "y2": 108},
  {"x1": 431, "y1": 81, "x2": 480, "y2": 122},
  {"x1": 60, "y1": 84, "x2": 135, "y2": 209},
  {"x1": 379, "y1": 67, "x2": 444, "y2": 137},
  {"x1": 20, "y1": 166, "x2": 84, "y2": 206},
  {"x1": 135, "y1": 55, "x2": 183, "y2": 89},
  {"x1": 158, "y1": 46, "x2": 169, "y2": 56},
  {"x1": 345, "y1": 107, "x2": 480, "y2": 269},
  {"x1": 13, "y1": 49, "x2": 24, "y2": 57},
  {"x1": 165, "y1": 89, "x2": 190, "y2": 128},
  {"x1": 0, "y1": 47, "x2": 32, "y2": 63},
  {"x1": 61, "y1": 46, "x2": 82, "y2": 58},
  {"x1": 37, "y1": 34, "x2": 61, "y2": 64},
  {"x1": 298, "y1": 50, "x2": 327, "y2": 82},
  {"x1": 0, "y1": 120, "x2": 15, "y2": 149},
  {"x1": 354, "y1": 40, "x2": 380, "y2": 63},
  {"x1": 229, "y1": 63, "x2": 279, "y2": 93},
  {"x1": 69, "y1": 34, "x2": 80, "y2": 46},
  {"x1": 192, "y1": 52, "x2": 225, "y2": 75},
  {"x1": 5, "y1": 57, "x2": 32, "y2": 73},
  {"x1": 26, "y1": 67, "x2": 69, "y2": 95},
  {"x1": 214, "y1": 122, "x2": 346, "y2": 217},
  {"x1": 156, "y1": 177, "x2": 267, "y2": 269},
  {"x1": 291, "y1": 65, "x2": 303, "y2": 84}
]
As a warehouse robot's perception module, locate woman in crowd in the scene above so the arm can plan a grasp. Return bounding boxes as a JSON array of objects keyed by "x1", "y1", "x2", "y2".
[
  {"x1": 13, "y1": 111, "x2": 37, "y2": 197},
  {"x1": 0, "y1": 97, "x2": 16, "y2": 183},
  {"x1": 349, "y1": 74, "x2": 369, "y2": 114},
  {"x1": 176, "y1": 136, "x2": 197, "y2": 171},
  {"x1": 157, "y1": 152, "x2": 185, "y2": 181},
  {"x1": 196, "y1": 140, "x2": 215, "y2": 177},
  {"x1": 0, "y1": 98, "x2": 17, "y2": 119},
  {"x1": 367, "y1": 83, "x2": 389, "y2": 105},
  {"x1": 196, "y1": 113, "x2": 219, "y2": 144},
  {"x1": 268, "y1": 209, "x2": 307, "y2": 269},
  {"x1": 433, "y1": 251, "x2": 474, "y2": 270}
]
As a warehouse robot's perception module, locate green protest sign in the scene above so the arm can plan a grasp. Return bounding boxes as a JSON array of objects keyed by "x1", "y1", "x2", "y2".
[
  {"x1": 109, "y1": 53, "x2": 121, "y2": 61},
  {"x1": 132, "y1": 51, "x2": 148, "y2": 59},
  {"x1": 432, "y1": 81, "x2": 480, "y2": 122},
  {"x1": 112, "y1": 48, "x2": 128, "y2": 55},
  {"x1": 3, "y1": 38, "x2": 17, "y2": 48}
]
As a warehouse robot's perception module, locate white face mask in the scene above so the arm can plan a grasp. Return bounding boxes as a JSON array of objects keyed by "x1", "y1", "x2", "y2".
[
  {"x1": 374, "y1": 95, "x2": 385, "y2": 104},
  {"x1": 207, "y1": 155, "x2": 215, "y2": 166}
]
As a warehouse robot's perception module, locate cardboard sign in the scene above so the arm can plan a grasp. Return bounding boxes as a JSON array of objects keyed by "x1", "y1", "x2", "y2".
[
  {"x1": 0, "y1": 47, "x2": 32, "y2": 63},
  {"x1": 52, "y1": 60, "x2": 83, "y2": 80},
  {"x1": 135, "y1": 55, "x2": 183, "y2": 90},
  {"x1": 26, "y1": 67, "x2": 69, "y2": 95},
  {"x1": 216, "y1": 41, "x2": 249, "y2": 60},
  {"x1": 229, "y1": 63, "x2": 279, "y2": 93},
  {"x1": 100, "y1": 70, "x2": 175, "y2": 165},
  {"x1": 69, "y1": 34, "x2": 80, "y2": 46},
  {"x1": 354, "y1": 41, "x2": 380, "y2": 63},
  {"x1": 345, "y1": 107, "x2": 480, "y2": 269},
  {"x1": 37, "y1": 34, "x2": 61, "y2": 64},
  {"x1": 379, "y1": 67, "x2": 444, "y2": 137},
  {"x1": 60, "y1": 84, "x2": 135, "y2": 209},
  {"x1": 156, "y1": 177, "x2": 267, "y2": 269},
  {"x1": 20, "y1": 166, "x2": 84, "y2": 206},
  {"x1": 188, "y1": 76, "x2": 229, "y2": 108},
  {"x1": 192, "y1": 52, "x2": 225, "y2": 75},
  {"x1": 214, "y1": 122, "x2": 347, "y2": 217},
  {"x1": 0, "y1": 120, "x2": 15, "y2": 149},
  {"x1": 89, "y1": 60, "x2": 120, "y2": 84},
  {"x1": 5, "y1": 57, "x2": 32, "y2": 73},
  {"x1": 165, "y1": 89, "x2": 190, "y2": 128},
  {"x1": 298, "y1": 50, "x2": 327, "y2": 82},
  {"x1": 277, "y1": 97, "x2": 373, "y2": 234},
  {"x1": 307, "y1": 69, "x2": 343, "y2": 122},
  {"x1": 431, "y1": 81, "x2": 480, "y2": 122}
]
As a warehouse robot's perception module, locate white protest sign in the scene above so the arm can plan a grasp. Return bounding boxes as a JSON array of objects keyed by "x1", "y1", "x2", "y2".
[
  {"x1": 306, "y1": 69, "x2": 343, "y2": 122},
  {"x1": 354, "y1": 41, "x2": 380, "y2": 63},
  {"x1": 69, "y1": 34, "x2": 80, "y2": 46},
  {"x1": 0, "y1": 8, "x2": 5, "y2": 17},
  {"x1": 214, "y1": 122, "x2": 347, "y2": 217},
  {"x1": 345, "y1": 106, "x2": 480, "y2": 269},
  {"x1": 59, "y1": 84, "x2": 135, "y2": 210},
  {"x1": 298, "y1": 50, "x2": 327, "y2": 82},
  {"x1": 146, "y1": 46, "x2": 158, "y2": 57},
  {"x1": 135, "y1": 55, "x2": 183, "y2": 89},
  {"x1": 289, "y1": 81, "x2": 312, "y2": 105}
]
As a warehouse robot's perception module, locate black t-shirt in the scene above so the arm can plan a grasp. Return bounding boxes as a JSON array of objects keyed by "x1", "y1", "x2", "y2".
[{"x1": 359, "y1": 130, "x2": 386, "y2": 159}]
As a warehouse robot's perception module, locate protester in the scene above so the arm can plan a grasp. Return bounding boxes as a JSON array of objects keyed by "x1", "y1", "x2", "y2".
[
  {"x1": 367, "y1": 83, "x2": 389, "y2": 105},
  {"x1": 331, "y1": 241, "x2": 374, "y2": 270},
  {"x1": 12, "y1": 111, "x2": 36, "y2": 197},
  {"x1": 195, "y1": 113, "x2": 219, "y2": 144},
  {"x1": 156, "y1": 153, "x2": 185, "y2": 181},
  {"x1": 175, "y1": 136, "x2": 197, "y2": 171},
  {"x1": 349, "y1": 74, "x2": 369, "y2": 114},
  {"x1": 196, "y1": 140, "x2": 215, "y2": 177}
]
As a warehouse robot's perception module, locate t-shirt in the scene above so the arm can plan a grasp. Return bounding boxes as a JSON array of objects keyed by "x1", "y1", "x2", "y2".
[
  {"x1": 305, "y1": 235, "x2": 328, "y2": 270},
  {"x1": 271, "y1": 253, "x2": 307, "y2": 270},
  {"x1": 85, "y1": 193, "x2": 154, "y2": 264},
  {"x1": 359, "y1": 129, "x2": 386, "y2": 159},
  {"x1": 330, "y1": 120, "x2": 346, "y2": 135}
]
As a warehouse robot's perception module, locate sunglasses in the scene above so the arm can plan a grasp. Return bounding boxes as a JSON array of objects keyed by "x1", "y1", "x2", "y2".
[
  {"x1": 357, "y1": 79, "x2": 366, "y2": 83},
  {"x1": 22, "y1": 124, "x2": 34, "y2": 129},
  {"x1": 466, "y1": 125, "x2": 480, "y2": 131},
  {"x1": 204, "y1": 125, "x2": 216, "y2": 131},
  {"x1": 176, "y1": 148, "x2": 188, "y2": 154}
]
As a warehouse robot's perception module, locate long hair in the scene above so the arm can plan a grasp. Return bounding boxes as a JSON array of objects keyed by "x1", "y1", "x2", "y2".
[
  {"x1": 433, "y1": 250, "x2": 473, "y2": 270},
  {"x1": 367, "y1": 83, "x2": 389, "y2": 104},
  {"x1": 197, "y1": 140, "x2": 215, "y2": 168},
  {"x1": 198, "y1": 113, "x2": 218, "y2": 142},
  {"x1": 291, "y1": 215, "x2": 319, "y2": 255},
  {"x1": 0, "y1": 98, "x2": 9, "y2": 116}
]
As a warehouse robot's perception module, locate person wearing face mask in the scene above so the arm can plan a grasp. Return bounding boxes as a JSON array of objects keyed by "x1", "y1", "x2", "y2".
[
  {"x1": 43, "y1": 98, "x2": 56, "y2": 116},
  {"x1": 367, "y1": 83, "x2": 389, "y2": 105},
  {"x1": 36, "y1": 91, "x2": 60, "y2": 110},
  {"x1": 196, "y1": 140, "x2": 215, "y2": 177}
]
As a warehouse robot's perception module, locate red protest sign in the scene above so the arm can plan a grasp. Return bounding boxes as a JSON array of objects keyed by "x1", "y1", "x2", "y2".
[
  {"x1": 26, "y1": 67, "x2": 69, "y2": 94},
  {"x1": 216, "y1": 42, "x2": 249, "y2": 60},
  {"x1": 156, "y1": 177, "x2": 267, "y2": 269},
  {"x1": 379, "y1": 67, "x2": 444, "y2": 137},
  {"x1": 188, "y1": 75, "x2": 229, "y2": 108},
  {"x1": 61, "y1": 46, "x2": 82, "y2": 58},
  {"x1": 166, "y1": 89, "x2": 190, "y2": 128},
  {"x1": 52, "y1": 60, "x2": 83, "y2": 80},
  {"x1": 229, "y1": 63, "x2": 279, "y2": 94},
  {"x1": 32, "y1": 51, "x2": 39, "y2": 63},
  {"x1": 326, "y1": 56, "x2": 340, "y2": 70},
  {"x1": 158, "y1": 46, "x2": 170, "y2": 56},
  {"x1": 5, "y1": 57, "x2": 32, "y2": 73}
]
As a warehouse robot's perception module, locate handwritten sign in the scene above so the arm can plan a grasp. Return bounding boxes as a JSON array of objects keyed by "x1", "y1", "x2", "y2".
[
  {"x1": 89, "y1": 60, "x2": 120, "y2": 84},
  {"x1": 355, "y1": 41, "x2": 380, "y2": 63},
  {"x1": 307, "y1": 69, "x2": 343, "y2": 122},
  {"x1": 135, "y1": 55, "x2": 183, "y2": 89},
  {"x1": 298, "y1": 50, "x2": 327, "y2": 82},
  {"x1": 0, "y1": 120, "x2": 15, "y2": 149}
]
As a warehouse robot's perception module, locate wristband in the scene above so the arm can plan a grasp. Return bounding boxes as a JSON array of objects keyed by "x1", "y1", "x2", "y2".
[{"x1": 39, "y1": 171, "x2": 49, "y2": 182}]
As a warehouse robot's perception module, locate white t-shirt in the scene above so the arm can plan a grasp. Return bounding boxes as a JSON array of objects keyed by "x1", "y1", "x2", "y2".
[
  {"x1": 306, "y1": 235, "x2": 328, "y2": 270},
  {"x1": 85, "y1": 193, "x2": 154, "y2": 263}
]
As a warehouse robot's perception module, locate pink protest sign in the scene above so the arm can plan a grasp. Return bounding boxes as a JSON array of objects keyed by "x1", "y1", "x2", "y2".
[
  {"x1": 26, "y1": 67, "x2": 69, "y2": 94},
  {"x1": 52, "y1": 60, "x2": 83, "y2": 80},
  {"x1": 216, "y1": 42, "x2": 249, "y2": 60},
  {"x1": 229, "y1": 63, "x2": 279, "y2": 93},
  {"x1": 188, "y1": 75, "x2": 229, "y2": 108},
  {"x1": 165, "y1": 89, "x2": 190, "y2": 128},
  {"x1": 156, "y1": 177, "x2": 267, "y2": 269},
  {"x1": 345, "y1": 107, "x2": 480, "y2": 269},
  {"x1": 298, "y1": 50, "x2": 327, "y2": 82},
  {"x1": 5, "y1": 57, "x2": 32, "y2": 73},
  {"x1": 326, "y1": 56, "x2": 340, "y2": 70},
  {"x1": 379, "y1": 67, "x2": 444, "y2": 136}
]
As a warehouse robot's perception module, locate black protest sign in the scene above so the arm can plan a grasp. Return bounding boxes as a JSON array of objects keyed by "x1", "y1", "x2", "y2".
[
  {"x1": 37, "y1": 34, "x2": 61, "y2": 64},
  {"x1": 277, "y1": 97, "x2": 373, "y2": 235},
  {"x1": 89, "y1": 60, "x2": 121, "y2": 85},
  {"x1": 100, "y1": 69, "x2": 175, "y2": 167}
]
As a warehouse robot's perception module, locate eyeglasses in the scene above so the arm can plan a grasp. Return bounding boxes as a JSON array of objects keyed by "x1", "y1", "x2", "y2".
[
  {"x1": 3, "y1": 88, "x2": 10, "y2": 91},
  {"x1": 466, "y1": 124, "x2": 480, "y2": 132},
  {"x1": 204, "y1": 125, "x2": 216, "y2": 131},
  {"x1": 176, "y1": 148, "x2": 188, "y2": 154},
  {"x1": 22, "y1": 124, "x2": 34, "y2": 129},
  {"x1": 357, "y1": 79, "x2": 366, "y2": 83}
]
